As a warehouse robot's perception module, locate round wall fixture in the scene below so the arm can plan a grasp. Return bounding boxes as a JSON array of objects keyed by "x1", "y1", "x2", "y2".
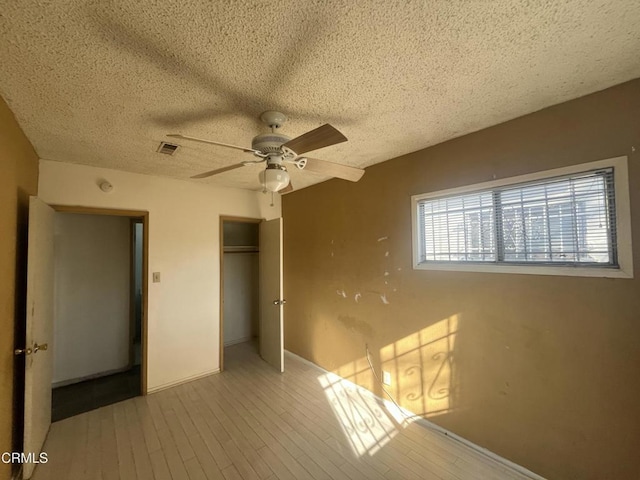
[{"x1": 99, "y1": 181, "x2": 113, "y2": 193}]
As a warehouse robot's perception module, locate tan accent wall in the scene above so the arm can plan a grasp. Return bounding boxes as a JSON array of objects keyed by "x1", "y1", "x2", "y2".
[
  {"x1": 283, "y1": 79, "x2": 640, "y2": 480},
  {"x1": 0, "y1": 97, "x2": 39, "y2": 480}
]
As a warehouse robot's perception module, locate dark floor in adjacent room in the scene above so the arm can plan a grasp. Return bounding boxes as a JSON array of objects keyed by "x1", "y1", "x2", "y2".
[{"x1": 51, "y1": 366, "x2": 141, "y2": 422}]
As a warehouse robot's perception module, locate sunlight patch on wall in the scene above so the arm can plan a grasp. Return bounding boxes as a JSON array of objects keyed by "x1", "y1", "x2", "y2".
[
  {"x1": 381, "y1": 314, "x2": 459, "y2": 418},
  {"x1": 316, "y1": 315, "x2": 460, "y2": 458},
  {"x1": 333, "y1": 355, "x2": 375, "y2": 392}
]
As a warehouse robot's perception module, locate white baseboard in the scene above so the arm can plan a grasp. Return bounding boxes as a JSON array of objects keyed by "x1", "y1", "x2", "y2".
[
  {"x1": 284, "y1": 350, "x2": 546, "y2": 480},
  {"x1": 147, "y1": 368, "x2": 219, "y2": 394}
]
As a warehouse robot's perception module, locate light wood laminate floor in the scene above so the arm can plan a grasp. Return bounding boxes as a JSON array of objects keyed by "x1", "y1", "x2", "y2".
[{"x1": 32, "y1": 342, "x2": 537, "y2": 480}]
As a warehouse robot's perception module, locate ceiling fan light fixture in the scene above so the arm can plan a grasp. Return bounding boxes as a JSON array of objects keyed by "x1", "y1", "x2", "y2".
[{"x1": 260, "y1": 165, "x2": 290, "y2": 193}]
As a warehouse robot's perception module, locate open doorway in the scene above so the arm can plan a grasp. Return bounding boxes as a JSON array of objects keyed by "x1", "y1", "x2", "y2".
[
  {"x1": 220, "y1": 217, "x2": 261, "y2": 371},
  {"x1": 220, "y1": 216, "x2": 285, "y2": 373},
  {"x1": 50, "y1": 209, "x2": 147, "y2": 421}
]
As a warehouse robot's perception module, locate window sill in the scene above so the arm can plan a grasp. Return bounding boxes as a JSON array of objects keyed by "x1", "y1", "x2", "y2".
[{"x1": 413, "y1": 261, "x2": 633, "y2": 278}]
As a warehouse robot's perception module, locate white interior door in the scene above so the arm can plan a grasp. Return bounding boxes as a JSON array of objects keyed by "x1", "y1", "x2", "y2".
[
  {"x1": 22, "y1": 197, "x2": 55, "y2": 479},
  {"x1": 259, "y1": 217, "x2": 284, "y2": 372}
]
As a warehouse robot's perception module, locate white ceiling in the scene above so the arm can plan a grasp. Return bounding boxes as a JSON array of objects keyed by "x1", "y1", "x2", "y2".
[{"x1": 1, "y1": 0, "x2": 639, "y2": 192}]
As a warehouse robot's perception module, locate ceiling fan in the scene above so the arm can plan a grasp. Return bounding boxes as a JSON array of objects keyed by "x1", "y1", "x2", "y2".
[{"x1": 168, "y1": 111, "x2": 365, "y2": 193}]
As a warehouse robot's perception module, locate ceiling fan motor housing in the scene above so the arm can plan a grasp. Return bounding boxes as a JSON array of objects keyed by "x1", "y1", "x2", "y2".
[{"x1": 251, "y1": 133, "x2": 291, "y2": 154}]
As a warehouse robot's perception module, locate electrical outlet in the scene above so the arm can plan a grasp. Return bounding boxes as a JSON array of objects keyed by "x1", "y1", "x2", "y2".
[
  {"x1": 382, "y1": 370, "x2": 392, "y2": 386},
  {"x1": 152, "y1": 272, "x2": 161, "y2": 283}
]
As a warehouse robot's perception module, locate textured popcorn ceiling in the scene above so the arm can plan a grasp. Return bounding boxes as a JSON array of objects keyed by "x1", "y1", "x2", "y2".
[{"x1": 1, "y1": 1, "x2": 639, "y2": 192}]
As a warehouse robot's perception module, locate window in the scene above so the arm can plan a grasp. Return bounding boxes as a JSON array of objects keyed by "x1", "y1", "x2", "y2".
[{"x1": 411, "y1": 157, "x2": 633, "y2": 277}]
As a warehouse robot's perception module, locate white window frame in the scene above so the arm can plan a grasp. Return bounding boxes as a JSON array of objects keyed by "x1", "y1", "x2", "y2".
[{"x1": 411, "y1": 156, "x2": 633, "y2": 278}]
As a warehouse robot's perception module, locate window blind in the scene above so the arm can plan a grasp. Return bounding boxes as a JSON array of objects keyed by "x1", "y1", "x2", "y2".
[
  {"x1": 418, "y1": 191, "x2": 496, "y2": 262},
  {"x1": 417, "y1": 168, "x2": 617, "y2": 267}
]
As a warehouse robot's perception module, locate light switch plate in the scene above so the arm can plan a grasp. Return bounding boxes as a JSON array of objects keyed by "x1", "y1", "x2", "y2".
[
  {"x1": 382, "y1": 370, "x2": 392, "y2": 386},
  {"x1": 152, "y1": 272, "x2": 161, "y2": 283}
]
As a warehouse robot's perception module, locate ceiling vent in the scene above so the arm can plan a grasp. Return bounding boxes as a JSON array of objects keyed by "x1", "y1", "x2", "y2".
[{"x1": 157, "y1": 142, "x2": 179, "y2": 155}]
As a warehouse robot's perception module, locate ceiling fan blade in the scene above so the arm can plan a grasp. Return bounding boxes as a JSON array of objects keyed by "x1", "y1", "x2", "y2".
[
  {"x1": 280, "y1": 181, "x2": 294, "y2": 194},
  {"x1": 167, "y1": 134, "x2": 260, "y2": 154},
  {"x1": 303, "y1": 157, "x2": 365, "y2": 182},
  {"x1": 191, "y1": 163, "x2": 246, "y2": 179},
  {"x1": 282, "y1": 124, "x2": 347, "y2": 155}
]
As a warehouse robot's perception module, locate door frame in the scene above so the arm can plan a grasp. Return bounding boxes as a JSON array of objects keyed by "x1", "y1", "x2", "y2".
[
  {"x1": 51, "y1": 205, "x2": 150, "y2": 394},
  {"x1": 129, "y1": 219, "x2": 143, "y2": 370},
  {"x1": 219, "y1": 215, "x2": 261, "y2": 372}
]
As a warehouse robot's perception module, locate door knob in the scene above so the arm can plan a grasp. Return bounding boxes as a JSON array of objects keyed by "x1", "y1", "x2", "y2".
[
  {"x1": 272, "y1": 299, "x2": 287, "y2": 305},
  {"x1": 14, "y1": 348, "x2": 32, "y2": 356},
  {"x1": 33, "y1": 343, "x2": 48, "y2": 353}
]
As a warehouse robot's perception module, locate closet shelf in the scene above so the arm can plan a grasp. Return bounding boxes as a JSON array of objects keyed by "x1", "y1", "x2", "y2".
[{"x1": 223, "y1": 245, "x2": 259, "y2": 253}]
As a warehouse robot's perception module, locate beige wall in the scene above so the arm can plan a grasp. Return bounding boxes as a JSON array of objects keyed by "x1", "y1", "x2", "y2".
[
  {"x1": 282, "y1": 79, "x2": 640, "y2": 480},
  {"x1": 0, "y1": 97, "x2": 39, "y2": 480},
  {"x1": 38, "y1": 160, "x2": 281, "y2": 392},
  {"x1": 53, "y1": 214, "x2": 131, "y2": 385}
]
